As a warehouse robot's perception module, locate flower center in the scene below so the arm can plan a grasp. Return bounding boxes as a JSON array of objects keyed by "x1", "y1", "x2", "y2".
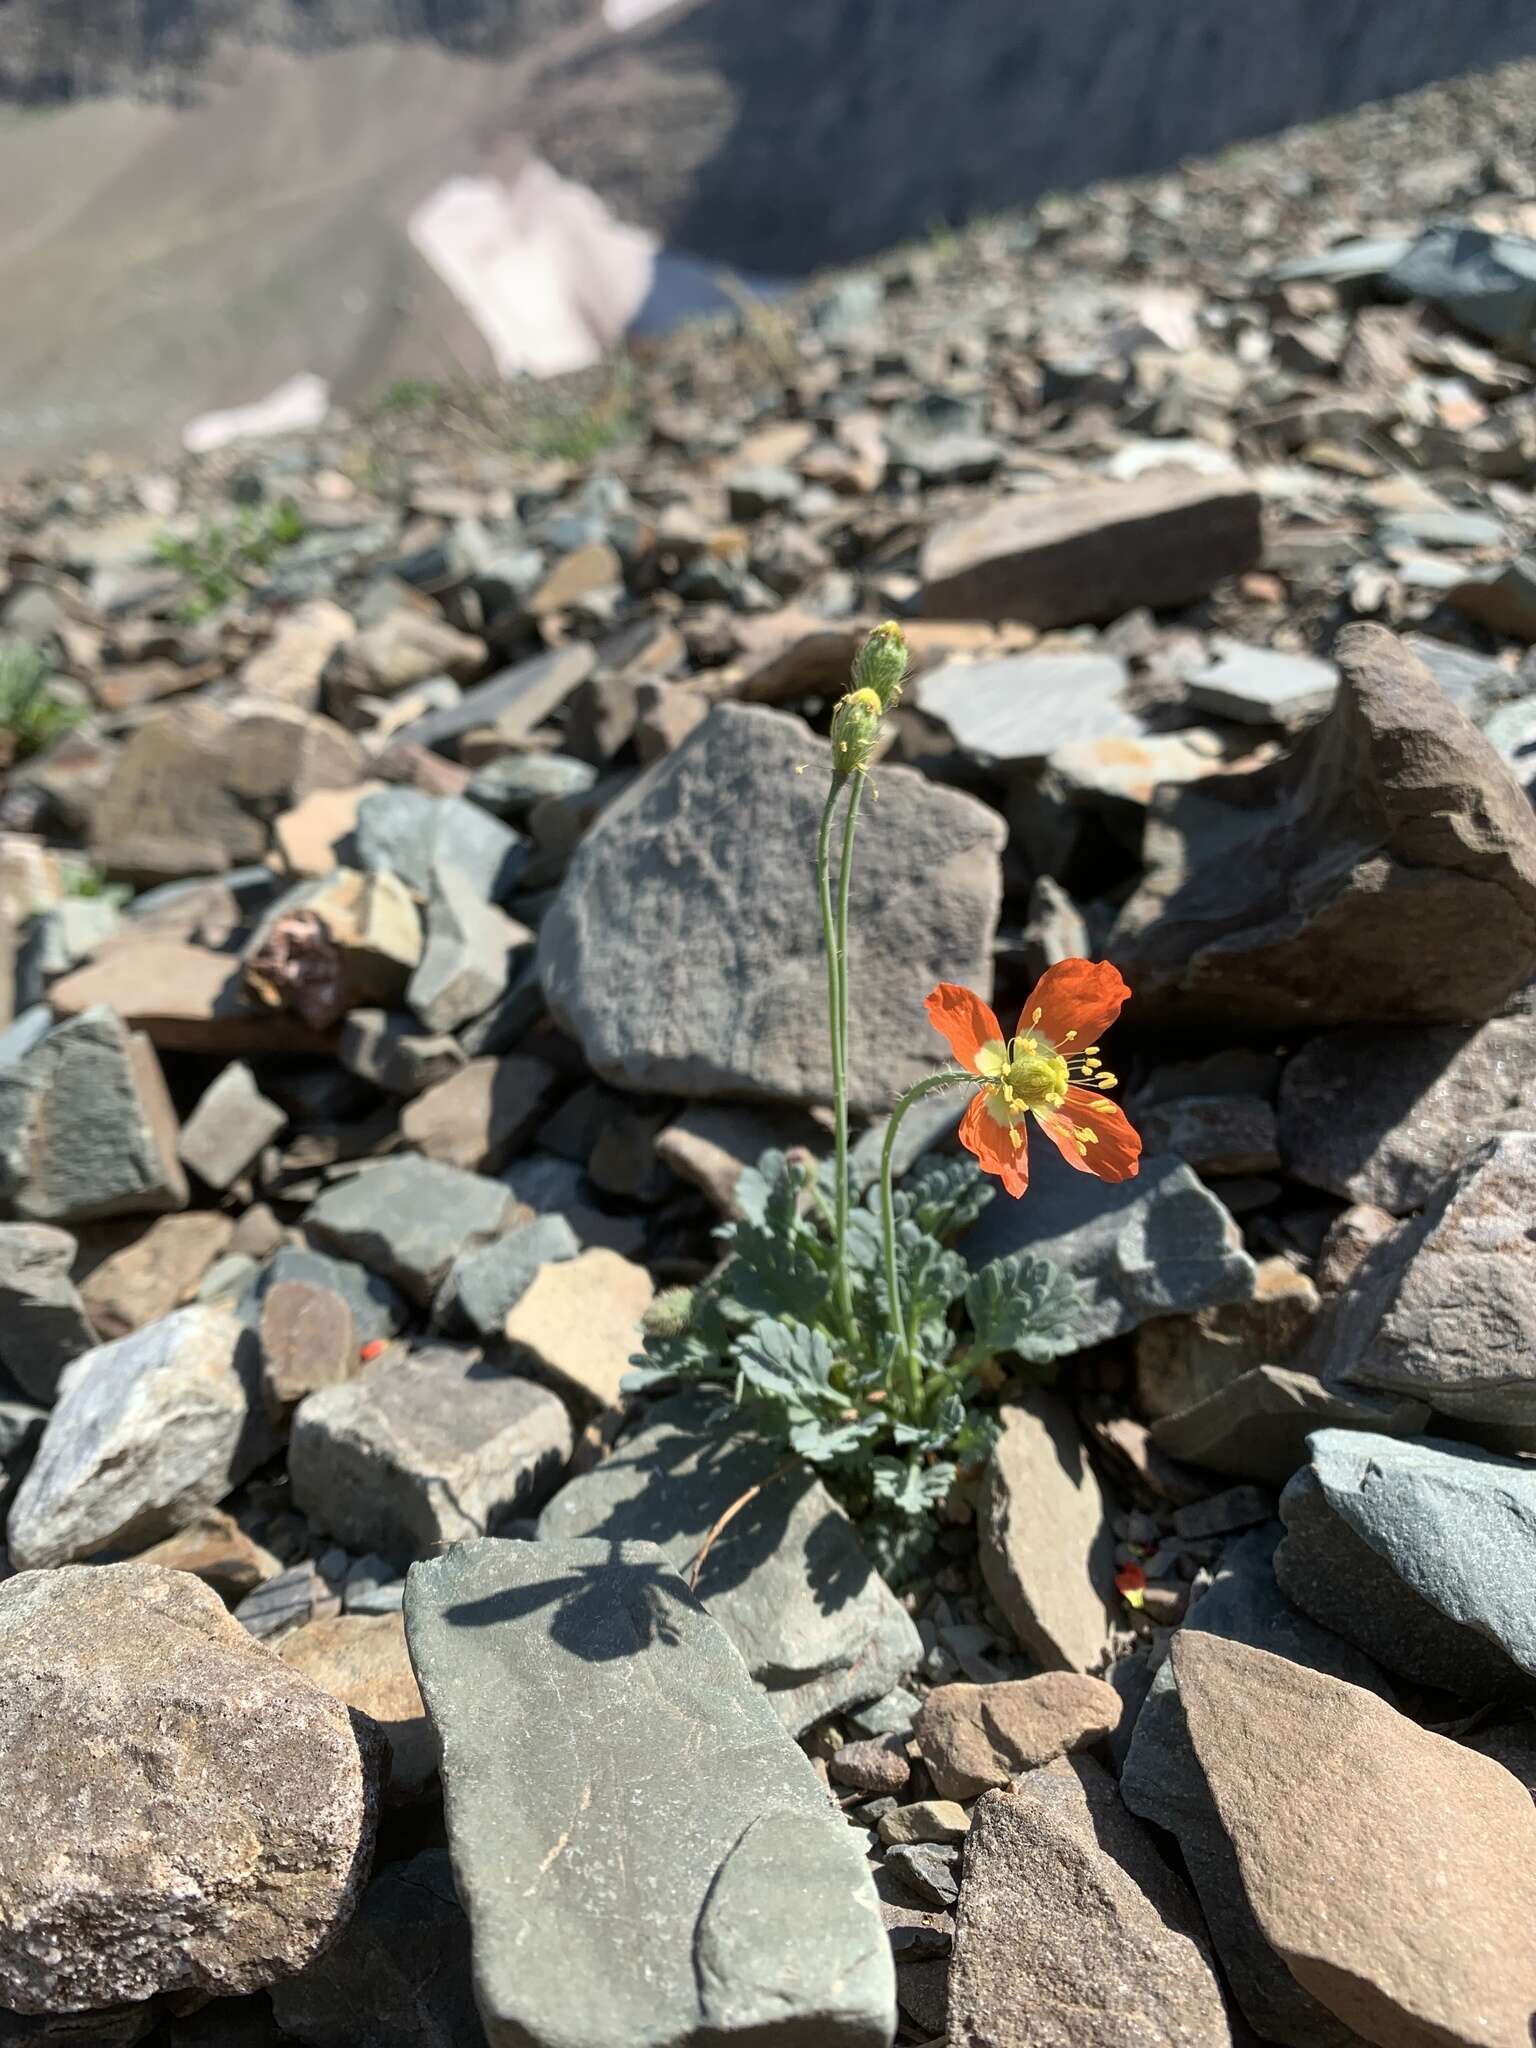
[{"x1": 1003, "y1": 1048, "x2": 1070, "y2": 1113}]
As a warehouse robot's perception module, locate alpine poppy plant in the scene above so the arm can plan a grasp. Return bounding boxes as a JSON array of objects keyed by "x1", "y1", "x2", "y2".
[{"x1": 925, "y1": 959, "x2": 1142, "y2": 1196}]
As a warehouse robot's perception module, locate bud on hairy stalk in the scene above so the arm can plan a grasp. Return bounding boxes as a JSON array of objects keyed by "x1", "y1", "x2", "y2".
[
  {"x1": 850, "y1": 620, "x2": 908, "y2": 710},
  {"x1": 642, "y1": 1286, "x2": 697, "y2": 1339},
  {"x1": 829, "y1": 686, "x2": 882, "y2": 776}
]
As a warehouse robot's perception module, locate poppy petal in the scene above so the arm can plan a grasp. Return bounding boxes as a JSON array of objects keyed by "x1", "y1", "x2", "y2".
[
  {"x1": 1036, "y1": 1087, "x2": 1143, "y2": 1182},
  {"x1": 959, "y1": 1090, "x2": 1030, "y2": 1198},
  {"x1": 925, "y1": 983, "x2": 1006, "y2": 1077},
  {"x1": 1017, "y1": 958, "x2": 1131, "y2": 1052}
]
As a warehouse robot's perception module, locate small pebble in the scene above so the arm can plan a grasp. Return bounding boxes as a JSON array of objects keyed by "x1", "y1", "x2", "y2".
[
  {"x1": 828, "y1": 1736, "x2": 911, "y2": 1797},
  {"x1": 879, "y1": 1799, "x2": 971, "y2": 1847},
  {"x1": 1173, "y1": 1484, "x2": 1275, "y2": 1539},
  {"x1": 883, "y1": 1841, "x2": 960, "y2": 1908}
]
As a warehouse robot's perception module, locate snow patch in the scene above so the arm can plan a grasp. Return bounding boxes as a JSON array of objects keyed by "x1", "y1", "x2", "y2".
[{"x1": 183, "y1": 373, "x2": 331, "y2": 454}]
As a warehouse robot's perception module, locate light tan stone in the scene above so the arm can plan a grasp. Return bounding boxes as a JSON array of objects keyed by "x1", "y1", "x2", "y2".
[
  {"x1": 80, "y1": 1211, "x2": 235, "y2": 1340},
  {"x1": 280, "y1": 1612, "x2": 435, "y2": 1800},
  {"x1": 915, "y1": 1673, "x2": 1123, "y2": 1799},
  {"x1": 503, "y1": 1248, "x2": 654, "y2": 1410}
]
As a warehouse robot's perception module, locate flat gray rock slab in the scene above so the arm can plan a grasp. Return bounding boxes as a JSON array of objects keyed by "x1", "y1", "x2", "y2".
[
  {"x1": 0, "y1": 1222, "x2": 94, "y2": 1403},
  {"x1": 304, "y1": 1156, "x2": 518, "y2": 1305},
  {"x1": 537, "y1": 702, "x2": 1004, "y2": 1117},
  {"x1": 1151, "y1": 1365, "x2": 1427, "y2": 1486},
  {"x1": 407, "y1": 861, "x2": 529, "y2": 1034},
  {"x1": 538, "y1": 1391, "x2": 921, "y2": 1736},
  {"x1": 914, "y1": 651, "x2": 1138, "y2": 765},
  {"x1": 433, "y1": 1213, "x2": 581, "y2": 1339},
  {"x1": 963, "y1": 1143, "x2": 1256, "y2": 1345},
  {"x1": 6, "y1": 1305, "x2": 275, "y2": 1570},
  {"x1": 1184, "y1": 637, "x2": 1338, "y2": 725},
  {"x1": 1277, "y1": 1018, "x2": 1536, "y2": 1213},
  {"x1": 354, "y1": 788, "x2": 527, "y2": 903},
  {"x1": 290, "y1": 1345, "x2": 572, "y2": 1567},
  {"x1": 404, "y1": 1538, "x2": 895, "y2": 2048},
  {"x1": 1276, "y1": 1427, "x2": 1536, "y2": 1701},
  {"x1": 178, "y1": 1060, "x2": 286, "y2": 1191}
]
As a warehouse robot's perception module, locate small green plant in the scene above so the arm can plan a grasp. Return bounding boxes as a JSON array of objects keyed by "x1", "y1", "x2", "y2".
[
  {"x1": 0, "y1": 643, "x2": 84, "y2": 762},
  {"x1": 371, "y1": 376, "x2": 451, "y2": 417},
  {"x1": 628, "y1": 625, "x2": 1144, "y2": 1578},
  {"x1": 153, "y1": 498, "x2": 308, "y2": 621},
  {"x1": 59, "y1": 859, "x2": 129, "y2": 907}
]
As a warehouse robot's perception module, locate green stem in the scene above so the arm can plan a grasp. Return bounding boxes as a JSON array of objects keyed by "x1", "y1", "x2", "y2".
[
  {"x1": 831, "y1": 774, "x2": 866, "y2": 1337},
  {"x1": 879, "y1": 1069, "x2": 971, "y2": 1412},
  {"x1": 817, "y1": 775, "x2": 854, "y2": 1337}
]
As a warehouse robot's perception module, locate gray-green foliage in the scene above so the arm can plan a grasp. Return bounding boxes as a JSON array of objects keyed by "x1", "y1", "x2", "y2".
[
  {"x1": 0, "y1": 643, "x2": 83, "y2": 761},
  {"x1": 627, "y1": 1148, "x2": 1082, "y2": 1576},
  {"x1": 153, "y1": 498, "x2": 306, "y2": 620}
]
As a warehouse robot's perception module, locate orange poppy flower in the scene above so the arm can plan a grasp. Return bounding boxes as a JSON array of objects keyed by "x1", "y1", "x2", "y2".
[{"x1": 924, "y1": 959, "x2": 1142, "y2": 1197}]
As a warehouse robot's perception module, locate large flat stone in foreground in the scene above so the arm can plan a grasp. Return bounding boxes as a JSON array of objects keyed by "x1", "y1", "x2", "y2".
[
  {"x1": 537, "y1": 703, "x2": 1004, "y2": 1116},
  {"x1": 404, "y1": 1539, "x2": 895, "y2": 2048}
]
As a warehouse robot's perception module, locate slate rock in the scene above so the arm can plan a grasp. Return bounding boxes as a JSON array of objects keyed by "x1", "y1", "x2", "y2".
[
  {"x1": 950, "y1": 1757, "x2": 1233, "y2": 2048},
  {"x1": 538, "y1": 702, "x2": 1005, "y2": 1116},
  {"x1": 920, "y1": 471, "x2": 1261, "y2": 626},
  {"x1": 354, "y1": 788, "x2": 526, "y2": 903},
  {"x1": 407, "y1": 863, "x2": 530, "y2": 1034},
  {"x1": 466, "y1": 750, "x2": 597, "y2": 823},
  {"x1": 1173, "y1": 1629, "x2": 1536, "y2": 2048},
  {"x1": 339, "y1": 1009, "x2": 467, "y2": 1098},
  {"x1": 1152, "y1": 1367, "x2": 1427, "y2": 1486},
  {"x1": 1138, "y1": 1093, "x2": 1279, "y2": 1176},
  {"x1": 1111, "y1": 625, "x2": 1536, "y2": 1028},
  {"x1": 289, "y1": 1344, "x2": 572, "y2": 1566},
  {"x1": 432, "y1": 1213, "x2": 580, "y2": 1339},
  {"x1": 1387, "y1": 222, "x2": 1536, "y2": 362},
  {"x1": 538, "y1": 1390, "x2": 921, "y2": 1736},
  {"x1": 979, "y1": 1391, "x2": 1117, "y2": 1673},
  {"x1": 304, "y1": 1156, "x2": 517, "y2": 1305},
  {"x1": 963, "y1": 1142, "x2": 1256, "y2": 1346},
  {"x1": 6, "y1": 1306, "x2": 275, "y2": 1571},
  {"x1": 178, "y1": 1061, "x2": 286, "y2": 1191},
  {"x1": 828, "y1": 1735, "x2": 909, "y2": 1796},
  {"x1": 0, "y1": 1007, "x2": 187, "y2": 1223},
  {"x1": 1276, "y1": 1428, "x2": 1536, "y2": 1700},
  {"x1": 250, "y1": 1244, "x2": 407, "y2": 1349},
  {"x1": 1315, "y1": 1133, "x2": 1536, "y2": 1427},
  {"x1": 1184, "y1": 636, "x2": 1338, "y2": 725},
  {"x1": 1278, "y1": 1017, "x2": 1536, "y2": 1213},
  {"x1": 398, "y1": 641, "x2": 594, "y2": 753},
  {"x1": 914, "y1": 651, "x2": 1140, "y2": 766},
  {"x1": 269, "y1": 1848, "x2": 485, "y2": 2048},
  {"x1": 133, "y1": 1506, "x2": 278, "y2": 1602},
  {"x1": 0, "y1": 1223, "x2": 94, "y2": 1403},
  {"x1": 915, "y1": 1673, "x2": 1122, "y2": 1800},
  {"x1": 881, "y1": 1842, "x2": 958, "y2": 1911},
  {"x1": 404, "y1": 1538, "x2": 896, "y2": 2048},
  {"x1": 0, "y1": 1564, "x2": 382, "y2": 2013},
  {"x1": 654, "y1": 1101, "x2": 828, "y2": 1216}
]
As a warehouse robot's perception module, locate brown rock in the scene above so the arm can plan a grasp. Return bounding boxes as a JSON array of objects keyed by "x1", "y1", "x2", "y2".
[
  {"x1": 921, "y1": 471, "x2": 1261, "y2": 626},
  {"x1": 280, "y1": 1612, "x2": 435, "y2": 1800},
  {"x1": 1173, "y1": 1630, "x2": 1536, "y2": 2048},
  {"x1": 325, "y1": 607, "x2": 486, "y2": 712},
  {"x1": 81, "y1": 1211, "x2": 236, "y2": 1340},
  {"x1": 949, "y1": 1757, "x2": 1233, "y2": 2046},
  {"x1": 0, "y1": 1563, "x2": 383, "y2": 2013},
  {"x1": 827, "y1": 1735, "x2": 911, "y2": 1797},
  {"x1": 1110, "y1": 627, "x2": 1536, "y2": 1029},
  {"x1": 502, "y1": 1248, "x2": 654, "y2": 1411},
  {"x1": 50, "y1": 941, "x2": 336, "y2": 1054},
  {"x1": 916, "y1": 1674, "x2": 1123, "y2": 1800},
  {"x1": 654, "y1": 1101, "x2": 828, "y2": 1215},
  {"x1": 1136, "y1": 1257, "x2": 1320, "y2": 1421},
  {"x1": 529, "y1": 542, "x2": 622, "y2": 615},
  {"x1": 1314, "y1": 1203, "x2": 1398, "y2": 1293},
  {"x1": 259, "y1": 1278, "x2": 358, "y2": 1409},
  {"x1": 133, "y1": 1507, "x2": 280, "y2": 1600},
  {"x1": 241, "y1": 598, "x2": 355, "y2": 709},
  {"x1": 979, "y1": 1392, "x2": 1118, "y2": 1673},
  {"x1": 399, "y1": 1054, "x2": 560, "y2": 1174},
  {"x1": 272, "y1": 782, "x2": 386, "y2": 878}
]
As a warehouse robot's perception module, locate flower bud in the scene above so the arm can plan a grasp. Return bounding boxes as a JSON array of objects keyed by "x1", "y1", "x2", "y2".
[
  {"x1": 642, "y1": 1286, "x2": 697, "y2": 1339},
  {"x1": 829, "y1": 686, "x2": 882, "y2": 775},
  {"x1": 851, "y1": 620, "x2": 908, "y2": 710}
]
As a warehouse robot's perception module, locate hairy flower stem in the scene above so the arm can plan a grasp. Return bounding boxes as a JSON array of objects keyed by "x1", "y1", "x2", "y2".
[
  {"x1": 818, "y1": 775, "x2": 856, "y2": 1338},
  {"x1": 832, "y1": 773, "x2": 867, "y2": 1334},
  {"x1": 879, "y1": 1069, "x2": 971, "y2": 1411}
]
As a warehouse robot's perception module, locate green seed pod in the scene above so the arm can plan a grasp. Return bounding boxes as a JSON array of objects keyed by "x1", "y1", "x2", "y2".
[
  {"x1": 830, "y1": 686, "x2": 883, "y2": 775},
  {"x1": 642, "y1": 1286, "x2": 697, "y2": 1339},
  {"x1": 851, "y1": 620, "x2": 909, "y2": 710}
]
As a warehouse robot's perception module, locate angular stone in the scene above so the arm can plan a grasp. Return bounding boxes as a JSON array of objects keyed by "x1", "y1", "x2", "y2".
[
  {"x1": 404, "y1": 1538, "x2": 895, "y2": 2048},
  {"x1": 1173, "y1": 1630, "x2": 1536, "y2": 2048},
  {"x1": 49, "y1": 940, "x2": 333, "y2": 1055},
  {"x1": 920, "y1": 471, "x2": 1261, "y2": 626},
  {"x1": 280, "y1": 1613, "x2": 434, "y2": 1800},
  {"x1": 979, "y1": 1392, "x2": 1117, "y2": 1673},
  {"x1": 354, "y1": 789, "x2": 526, "y2": 904},
  {"x1": 251, "y1": 1244, "x2": 407, "y2": 1350},
  {"x1": 1278, "y1": 1017, "x2": 1536, "y2": 1213},
  {"x1": 964, "y1": 1143, "x2": 1256, "y2": 1346},
  {"x1": 289, "y1": 1344, "x2": 572, "y2": 1566},
  {"x1": 80, "y1": 1211, "x2": 236, "y2": 1340},
  {"x1": 241, "y1": 596, "x2": 355, "y2": 710},
  {"x1": 950, "y1": 1758, "x2": 1233, "y2": 2048},
  {"x1": 466, "y1": 749, "x2": 598, "y2": 823},
  {"x1": 878, "y1": 1800, "x2": 970, "y2": 1847},
  {"x1": 915, "y1": 1673, "x2": 1122, "y2": 1800},
  {"x1": 0, "y1": 1563, "x2": 382, "y2": 2013},
  {"x1": 242, "y1": 869, "x2": 422, "y2": 1031},
  {"x1": 6, "y1": 1305, "x2": 274, "y2": 1570},
  {"x1": 1110, "y1": 626, "x2": 1536, "y2": 1029},
  {"x1": 1138, "y1": 1093, "x2": 1279, "y2": 1175},
  {"x1": 399, "y1": 1055, "x2": 559, "y2": 1175},
  {"x1": 1276, "y1": 1428, "x2": 1536, "y2": 1700},
  {"x1": 1152, "y1": 1367, "x2": 1427, "y2": 1486},
  {"x1": 0, "y1": 1223, "x2": 93, "y2": 1403},
  {"x1": 304, "y1": 1156, "x2": 518, "y2": 1305},
  {"x1": 538, "y1": 703, "x2": 1004, "y2": 1116},
  {"x1": 538, "y1": 1391, "x2": 921, "y2": 1736},
  {"x1": 259, "y1": 1278, "x2": 358, "y2": 1408},
  {"x1": 1135, "y1": 1256, "x2": 1320, "y2": 1420},
  {"x1": 432, "y1": 1213, "x2": 580, "y2": 1340},
  {"x1": 269, "y1": 1848, "x2": 484, "y2": 2048},
  {"x1": 882, "y1": 1842, "x2": 958, "y2": 1910},
  {"x1": 326, "y1": 606, "x2": 485, "y2": 705},
  {"x1": 178, "y1": 1062, "x2": 287, "y2": 1190},
  {"x1": 0, "y1": 1007, "x2": 187, "y2": 1223},
  {"x1": 235, "y1": 1560, "x2": 334, "y2": 1643},
  {"x1": 406, "y1": 643, "x2": 596, "y2": 755},
  {"x1": 914, "y1": 651, "x2": 1139, "y2": 766},
  {"x1": 273, "y1": 782, "x2": 385, "y2": 877},
  {"x1": 1048, "y1": 726, "x2": 1237, "y2": 819},
  {"x1": 653, "y1": 1102, "x2": 827, "y2": 1216},
  {"x1": 339, "y1": 1009, "x2": 467, "y2": 1098},
  {"x1": 827, "y1": 1735, "x2": 909, "y2": 1796},
  {"x1": 500, "y1": 1246, "x2": 653, "y2": 1411},
  {"x1": 134, "y1": 1507, "x2": 279, "y2": 1601},
  {"x1": 408, "y1": 864, "x2": 530, "y2": 1034},
  {"x1": 1185, "y1": 637, "x2": 1338, "y2": 725}
]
